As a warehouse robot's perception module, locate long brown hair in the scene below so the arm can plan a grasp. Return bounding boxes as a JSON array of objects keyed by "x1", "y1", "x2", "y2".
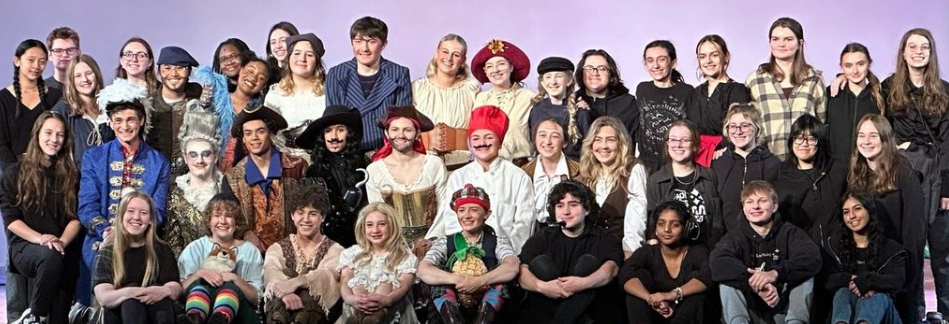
[
  {"x1": 757, "y1": 17, "x2": 813, "y2": 86},
  {"x1": 63, "y1": 54, "x2": 104, "y2": 117},
  {"x1": 114, "y1": 37, "x2": 158, "y2": 93},
  {"x1": 16, "y1": 112, "x2": 78, "y2": 219},
  {"x1": 111, "y1": 191, "x2": 161, "y2": 288},
  {"x1": 840, "y1": 43, "x2": 885, "y2": 114},
  {"x1": 352, "y1": 202, "x2": 410, "y2": 272},
  {"x1": 695, "y1": 35, "x2": 731, "y2": 81},
  {"x1": 277, "y1": 39, "x2": 326, "y2": 96},
  {"x1": 848, "y1": 115, "x2": 905, "y2": 194},
  {"x1": 888, "y1": 28, "x2": 947, "y2": 115},
  {"x1": 577, "y1": 116, "x2": 639, "y2": 194}
]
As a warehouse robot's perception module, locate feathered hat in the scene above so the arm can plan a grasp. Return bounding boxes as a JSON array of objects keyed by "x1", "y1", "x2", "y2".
[{"x1": 96, "y1": 78, "x2": 154, "y2": 139}]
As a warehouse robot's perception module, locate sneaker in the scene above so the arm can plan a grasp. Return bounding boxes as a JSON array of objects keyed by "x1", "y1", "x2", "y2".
[
  {"x1": 12, "y1": 309, "x2": 47, "y2": 324},
  {"x1": 68, "y1": 303, "x2": 88, "y2": 324},
  {"x1": 927, "y1": 312, "x2": 948, "y2": 324}
]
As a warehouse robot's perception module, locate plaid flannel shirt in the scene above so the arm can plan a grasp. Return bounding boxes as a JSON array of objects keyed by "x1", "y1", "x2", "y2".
[{"x1": 745, "y1": 67, "x2": 826, "y2": 159}]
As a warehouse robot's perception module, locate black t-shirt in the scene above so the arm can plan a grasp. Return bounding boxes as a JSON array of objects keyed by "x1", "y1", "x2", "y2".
[
  {"x1": 358, "y1": 73, "x2": 380, "y2": 98},
  {"x1": 518, "y1": 225, "x2": 623, "y2": 277},
  {"x1": 635, "y1": 82, "x2": 693, "y2": 172},
  {"x1": 92, "y1": 242, "x2": 179, "y2": 289},
  {"x1": 619, "y1": 244, "x2": 712, "y2": 292},
  {"x1": 44, "y1": 76, "x2": 63, "y2": 91},
  {"x1": 853, "y1": 247, "x2": 870, "y2": 274}
]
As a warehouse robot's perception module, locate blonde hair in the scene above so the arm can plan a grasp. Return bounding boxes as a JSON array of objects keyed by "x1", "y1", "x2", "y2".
[
  {"x1": 720, "y1": 103, "x2": 764, "y2": 144},
  {"x1": 111, "y1": 191, "x2": 160, "y2": 288},
  {"x1": 425, "y1": 34, "x2": 470, "y2": 80},
  {"x1": 577, "y1": 116, "x2": 639, "y2": 194},
  {"x1": 353, "y1": 202, "x2": 410, "y2": 272},
  {"x1": 277, "y1": 40, "x2": 326, "y2": 96},
  {"x1": 63, "y1": 54, "x2": 104, "y2": 117},
  {"x1": 531, "y1": 72, "x2": 581, "y2": 145}
]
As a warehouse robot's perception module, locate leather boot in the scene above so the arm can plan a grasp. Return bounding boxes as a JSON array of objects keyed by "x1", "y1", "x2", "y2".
[
  {"x1": 438, "y1": 301, "x2": 466, "y2": 324},
  {"x1": 472, "y1": 303, "x2": 497, "y2": 324}
]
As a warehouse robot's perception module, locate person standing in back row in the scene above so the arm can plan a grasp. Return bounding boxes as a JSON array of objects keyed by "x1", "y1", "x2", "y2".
[{"x1": 636, "y1": 40, "x2": 693, "y2": 174}]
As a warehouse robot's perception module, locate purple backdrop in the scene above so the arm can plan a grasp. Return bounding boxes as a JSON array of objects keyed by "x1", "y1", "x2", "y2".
[{"x1": 0, "y1": 1, "x2": 947, "y2": 271}]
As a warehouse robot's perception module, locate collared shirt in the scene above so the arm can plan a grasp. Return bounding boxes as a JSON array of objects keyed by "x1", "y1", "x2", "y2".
[
  {"x1": 531, "y1": 154, "x2": 571, "y2": 222},
  {"x1": 245, "y1": 150, "x2": 282, "y2": 194},
  {"x1": 745, "y1": 67, "x2": 826, "y2": 160},
  {"x1": 426, "y1": 157, "x2": 535, "y2": 254}
]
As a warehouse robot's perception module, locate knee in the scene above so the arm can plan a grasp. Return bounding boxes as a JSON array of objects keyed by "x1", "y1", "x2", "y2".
[
  {"x1": 528, "y1": 255, "x2": 558, "y2": 281},
  {"x1": 36, "y1": 248, "x2": 65, "y2": 272},
  {"x1": 572, "y1": 254, "x2": 599, "y2": 277}
]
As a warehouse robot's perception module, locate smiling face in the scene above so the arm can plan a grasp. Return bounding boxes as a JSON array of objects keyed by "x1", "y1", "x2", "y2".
[
  {"x1": 110, "y1": 108, "x2": 143, "y2": 145},
  {"x1": 15, "y1": 47, "x2": 48, "y2": 83},
  {"x1": 666, "y1": 125, "x2": 694, "y2": 163},
  {"x1": 123, "y1": 197, "x2": 151, "y2": 238},
  {"x1": 856, "y1": 120, "x2": 882, "y2": 162},
  {"x1": 120, "y1": 41, "x2": 150, "y2": 79},
  {"x1": 289, "y1": 41, "x2": 317, "y2": 78},
  {"x1": 644, "y1": 46, "x2": 674, "y2": 82},
  {"x1": 208, "y1": 205, "x2": 237, "y2": 241},
  {"x1": 535, "y1": 120, "x2": 565, "y2": 160},
  {"x1": 840, "y1": 51, "x2": 870, "y2": 85},
  {"x1": 323, "y1": 124, "x2": 349, "y2": 153},
  {"x1": 581, "y1": 55, "x2": 610, "y2": 94},
  {"x1": 269, "y1": 28, "x2": 291, "y2": 63},
  {"x1": 470, "y1": 129, "x2": 500, "y2": 163},
  {"x1": 655, "y1": 209, "x2": 685, "y2": 246},
  {"x1": 841, "y1": 196, "x2": 870, "y2": 234},
  {"x1": 903, "y1": 34, "x2": 931, "y2": 69},
  {"x1": 791, "y1": 130, "x2": 818, "y2": 163},
  {"x1": 72, "y1": 62, "x2": 98, "y2": 97},
  {"x1": 363, "y1": 211, "x2": 390, "y2": 248},
  {"x1": 555, "y1": 193, "x2": 587, "y2": 231},
  {"x1": 769, "y1": 27, "x2": 800, "y2": 61},
  {"x1": 351, "y1": 34, "x2": 386, "y2": 67},
  {"x1": 38, "y1": 117, "x2": 66, "y2": 156},
  {"x1": 436, "y1": 40, "x2": 465, "y2": 76},
  {"x1": 592, "y1": 125, "x2": 619, "y2": 166},
  {"x1": 292, "y1": 205, "x2": 325, "y2": 239},
  {"x1": 697, "y1": 41, "x2": 725, "y2": 79},
  {"x1": 159, "y1": 64, "x2": 190, "y2": 93},
  {"x1": 541, "y1": 71, "x2": 572, "y2": 98},
  {"x1": 242, "y1": 120, "x2": 272, "y2": 156},
  {"x1": 484, "y1": 56, "x2": 513, "y2": 87},
  {"x1": 456, "y1": 203, "x2": 489, "y2": 234},
  {"x1": 385, "y1": 117, "x2": 418, "y2": 154},
  {"x1": 184, "y1": 140, "x2": 217, "y2": 178},
  {"x1": 218, "y1": 44, "x2": 242, "y2": 78},
  {"x1": 237, "y1": 61, "x2": 269, "y2": 95},
  {"x1": 726, "y1": 113, "x2": 756, "y2": 151},
  {"x1": 742, "y1": 191, "x2": 777, "y2": 226}
]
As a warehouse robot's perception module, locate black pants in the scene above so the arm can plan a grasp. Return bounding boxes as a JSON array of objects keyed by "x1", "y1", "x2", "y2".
[
  {"x1": 11, "y1": 241, "x2": 75, "y2": 322},
  {"x1": 627, "y1": 294, "x2": 705, "y2": 324},
  {"x1": 103, "y1": 298, "x2": 176, "y2": 324},
  {"x1": 518, "y1": 254, "x2": 599, "y2": 324}
]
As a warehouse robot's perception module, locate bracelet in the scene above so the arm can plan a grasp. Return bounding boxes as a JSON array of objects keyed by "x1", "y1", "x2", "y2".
[{"x1": 674, "y1": 287, "x2": 684, "y2": 304}]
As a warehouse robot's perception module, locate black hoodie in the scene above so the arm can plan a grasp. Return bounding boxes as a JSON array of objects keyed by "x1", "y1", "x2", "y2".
[
  {"x1": 711, "y1": 146, "x2": 782, "y2": 232},
  {"x1": 774, "y1": 159, "x2": 849, "y2": 244},
  {"x1": 825, "y1": 85, "x2": 881, "y2": 161},
  {"x1": 821, "y1": 232, "x2": 907, "y2": 295},
  {"x1": 710, "y1": 219, "x2": 821, "y2": 291},
  {"x1": 576, "y1": 84, "x2": 639, "y2": 150}
]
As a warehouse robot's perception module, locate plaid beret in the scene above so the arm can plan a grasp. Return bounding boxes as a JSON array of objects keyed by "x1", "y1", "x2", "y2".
[{"x1": 450, "y1": 184, "x2": 490, "y2": 211}]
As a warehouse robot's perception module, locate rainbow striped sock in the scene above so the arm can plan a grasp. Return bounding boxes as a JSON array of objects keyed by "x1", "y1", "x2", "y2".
[
  {"x1": 185, "y1": 285, "x2": 211, "y2": 319},
  {"x1": 211, "y1": 288, "x2": 239, "y2": 323}
]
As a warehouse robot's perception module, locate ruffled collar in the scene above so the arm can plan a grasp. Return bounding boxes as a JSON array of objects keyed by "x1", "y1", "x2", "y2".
[{"x1": 175, "y1": 171, "x2": 223, "y2": 211}]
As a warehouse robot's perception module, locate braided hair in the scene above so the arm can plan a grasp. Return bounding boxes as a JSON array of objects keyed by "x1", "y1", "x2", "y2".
[{"x1": 12, "y1": 39, "x2": 49, "y2": 120}]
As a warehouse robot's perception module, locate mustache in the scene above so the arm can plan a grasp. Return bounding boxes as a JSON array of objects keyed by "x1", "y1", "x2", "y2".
[
  {"x1": 473, "y1": 143, "x2": 492, "y2": 149},
  {"x1": 326, "y1": 138, "x2": 344, "y2": 144}
]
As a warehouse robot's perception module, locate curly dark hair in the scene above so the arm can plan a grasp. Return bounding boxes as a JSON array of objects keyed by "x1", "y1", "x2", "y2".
[
  {"x1": 284, "y1": 177, "x2": 332, "y2": 218},
  {"x1": 308, "y1": 124, "x2": 364, "y2": 165},
  {"x1": 546, "y1": 179, "x2": 599, "y2": 225},
  {"x1": 646, "y1": 200, "x2": 699, "y2": 246},
  {"x1": 837, "y1": 190, "x2": 885, "y2": 273}
]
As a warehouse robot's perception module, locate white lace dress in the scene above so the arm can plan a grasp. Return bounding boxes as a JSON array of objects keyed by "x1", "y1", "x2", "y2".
[{"x1": 336, "y1": 245, "x2": 419, "y2": 323}]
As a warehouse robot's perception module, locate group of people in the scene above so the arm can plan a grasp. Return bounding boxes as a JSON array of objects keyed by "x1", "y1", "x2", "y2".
[{"x1": 0, "y1": 14, "x2": 946, "y2": 324}]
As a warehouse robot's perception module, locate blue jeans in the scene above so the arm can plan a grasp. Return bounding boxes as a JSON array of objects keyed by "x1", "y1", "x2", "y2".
[{"x1": 830, "y1": 288, "x2": 902, "y2": 324}]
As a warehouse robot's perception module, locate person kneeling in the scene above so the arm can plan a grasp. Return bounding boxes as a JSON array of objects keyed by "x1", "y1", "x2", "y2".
[
  {"x1": 418, "y1": 184, "x2": 520, "y2": 323},
  {"x1": 825, "y1": 191, "x2": 905, "y2": 324},
  {"x1": 263, "y1": 179, "x2": 345, "y2": 324},
  {"x1": 517, "y1": 180, "x2": 625, "y2": 324},
  {"x1": 622, "y1": 201, "x2": 711, "y2": 324},
  {"x1": 710, "y1": 180, "x2": 821, "y2": 324}
]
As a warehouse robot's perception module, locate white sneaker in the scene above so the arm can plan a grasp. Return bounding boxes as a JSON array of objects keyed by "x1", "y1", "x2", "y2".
[{"x1": 11, "y1": 309, "x2": 46, "y2": 324}]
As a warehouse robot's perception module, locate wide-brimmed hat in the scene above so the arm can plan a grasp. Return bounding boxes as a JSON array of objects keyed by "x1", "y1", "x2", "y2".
[
  {"x1": 230, "y1": 104, "x2": 288, "y2": 138},
  {"x1": 471, "y1": 39, "x2": 530, "y2": 84},
  {"x1": 295, "y1": 105, "x2": 362, "y2": 149},
  {"x1": 377, "y1": 105, "x2": 434, "y2": 132}
]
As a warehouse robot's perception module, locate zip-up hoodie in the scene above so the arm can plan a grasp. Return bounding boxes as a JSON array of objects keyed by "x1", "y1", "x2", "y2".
[
  {"x1": 710, "y1": 218, "x2": 821, "y2": 291},
  {"x1": 711, "y1": 146, "x2": 781, "y2": 233},
  {"x1": 826, "y1": 85, "x2": 881, "y2": 161},
  {"x1": 576, "y1": 84, "x2": 639, "y2": 149},
  {"x1": 822, "y1": 232, "x2": 907, "y2": 295},
  {"x1": 774, "y1": 159, "x2": 849, "y2": 244}
]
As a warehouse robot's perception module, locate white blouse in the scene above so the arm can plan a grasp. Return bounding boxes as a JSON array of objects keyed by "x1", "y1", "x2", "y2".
[
  {"x1": 474, "y1": 85, "x2": 537, "y2": 160},
  {"x1": 412, "y1": 77, "x2": 481, "y2": 128},
  {"x1": 264, "y1": 85, "x2": 326, "y2": 162}
]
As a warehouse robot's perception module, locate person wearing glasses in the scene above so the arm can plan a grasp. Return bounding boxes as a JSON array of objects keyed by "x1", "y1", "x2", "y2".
[
  {"x1": 44, "y1": 27, "x2": 81, "y2": 91},
  {"x1": 710, "y1": 104, "x2": 780, "y2": 234},
  {"x1": 149, "y1": 46, "x2": 202, "y2": 173},
  {"x1": 326, "y1": 16, "x2": 412, "y2": 152},
  {"x1": 574, "y1": 49, "x2": 639, "y2": 153},
  {"x1": 637, "y1": 40, "x2": 693, "y2": 174},
  {"x1": 115, "y1": 37, "x2": 159, "y2": 94},
  {"x1": 472, "y1": 39, "x2": 536, "y2": 165},
  {"x1": 212, "y1": 38, "x2": 251, "y2": 94},
  {"x1": 647, "y1": 120, "x2": 722, "y2": 249}
]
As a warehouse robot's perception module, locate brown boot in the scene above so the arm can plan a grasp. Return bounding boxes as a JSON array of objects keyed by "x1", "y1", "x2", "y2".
[
  {"x1": 472, "y1": 303, "x2": 497, "y2": 324},
  {"x1": 438, "y1": 302, "x2": 465, "y2": 324}
]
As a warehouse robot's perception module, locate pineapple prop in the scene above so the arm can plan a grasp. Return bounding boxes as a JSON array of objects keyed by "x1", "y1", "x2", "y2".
[{"x1": 446, "y1": 233, "x2": 489, "y2": 308}]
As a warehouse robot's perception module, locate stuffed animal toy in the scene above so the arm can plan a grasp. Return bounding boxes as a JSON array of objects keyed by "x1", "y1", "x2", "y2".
[{"x1": 202, "y1": 243, "x2": 237, "y2": 272}]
